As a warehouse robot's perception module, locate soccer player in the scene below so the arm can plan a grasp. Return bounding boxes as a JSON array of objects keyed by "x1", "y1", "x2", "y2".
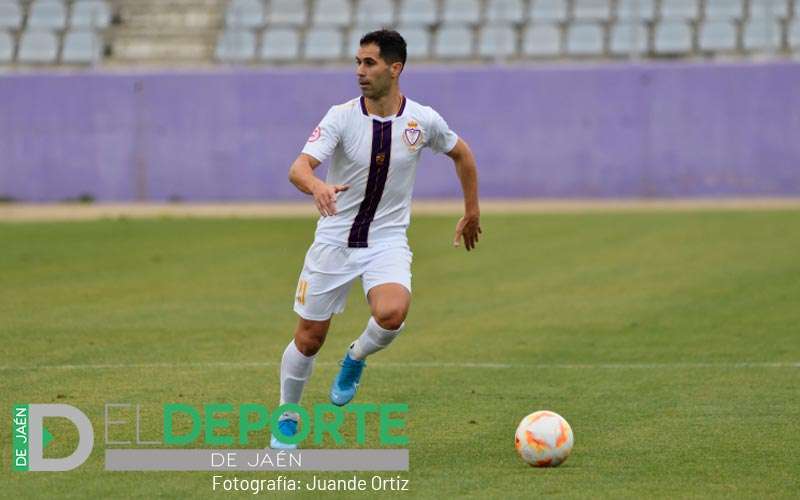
[{"x1": 271, "y1": 29, "x2": 482, "y2": 449}]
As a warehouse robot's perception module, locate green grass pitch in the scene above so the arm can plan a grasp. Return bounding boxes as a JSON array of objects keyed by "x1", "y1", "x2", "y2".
[{"x1": 2, "y1": 210, "x2": 799, "y2": 498}]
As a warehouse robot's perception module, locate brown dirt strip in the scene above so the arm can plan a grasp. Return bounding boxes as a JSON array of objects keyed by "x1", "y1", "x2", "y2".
[{"x1": 1, "y1": 199, "x2": 799, "y2": 222}]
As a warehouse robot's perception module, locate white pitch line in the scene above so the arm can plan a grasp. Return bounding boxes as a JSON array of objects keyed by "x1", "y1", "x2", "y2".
[{"x1": 0, "y1": 361, "x2": 798, "y2": 371}]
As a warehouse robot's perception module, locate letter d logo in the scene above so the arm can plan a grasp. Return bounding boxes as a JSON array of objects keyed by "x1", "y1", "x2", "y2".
[{"x1": 27, "y1": 404, "x2": 94, "y2": 471}]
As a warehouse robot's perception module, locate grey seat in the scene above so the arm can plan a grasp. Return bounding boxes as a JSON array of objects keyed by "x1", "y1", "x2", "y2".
[
  {"x1": 215, "y1": 29, "x2": 256, "y2": 61},
  {"x1": 567, "y1": 22, "x2": 604, "y2": 55},
  {"x1": 659, "y1": 0, "x2": 699, "y2": 20},
  {"x1": 354, "y1": 0, "x2": 395, "y2": 27},
  {"x1": 573, "y1": 0, "x2": 612, "y2": 21},
  {"x1": 398, "y1": 0, "x2": 437, "y2": 25},
  {"x1": 17, "y1": 29, "x2": 58, "y2": 62},
  {"x1": 742, "y1": 19, "x2": 782, "y2": 51},
  {"x1": 62, "y1": 30, "x2": 102, "y2": 63},
  {"x1": 304, "y1": 28, "x2": 344, "y2": 59},
  {"x1": 27, "y1": 0, "x2": 67, "y2": 29},
  {"x1": 71, "y1": 0, "x2": 111, "y2": 29},
  {"x1": 225, "y1": 0, "x2": 265, "y2": 28},
  {"x1": 609, "y1": 22, "x2": 647, "y2": 55},
  {"x1": 0, "y1": 0, "x2": 22, "y2": 29},
  {"x1": 485, "y1": 0, "x2": 524, "y2": 24},
  {"x1": 704, "y1": 0, "x2": 744, "y2": 20},
  {"x1": 790, "y1": 20, "x2": 800, "y2": 51},
  {"x1": 699, "y1": 21, "x2": 737, "y2": 51},
  {"x1": 267, "y1": 0, "x2": 307, "y2": 26},
  {"x1": 615, "y1": 0, "x2": 656, "y2": 21},
  {"x1": 0, "y1": 30, "x2": 13, "y2": 61},
  {"x1": 654, "y1": 21, "x2": 693, "y2": 53},
  {"x1": 529, "y1": 0, "x2": 568, "y2": 22},
  {"x1": 522, "y1": 23, "x2": 561, "y2": 55},
  {"x1": 348, "y1": 27, "x2": 367, "y2": 56},
  {"x1": 479, "y1": 23, "x2": 517, "y2": 57},
  {"x1": 396, "y1": 25, "x2": 431, "y2": 58},
  {"x1": 260, "y1": 27, "x2": 299, "y2": 61},
  {"x1": 434, "y1": 24, "x2": 474, "y2": 57},
  {"x1": 312, "y1": 0, "x2": 352, "y2": 27},
  {"x1": 748, "y1": 0, "x2": 789, "y2": 21},
  {"x1": 442, "y1": 0, "x2": 482, "y2": 25}
]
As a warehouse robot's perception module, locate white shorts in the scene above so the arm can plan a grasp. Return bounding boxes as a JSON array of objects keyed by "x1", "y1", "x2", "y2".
[{"x1": 293, "y1": 241, "x2": 413, "y2": 321}]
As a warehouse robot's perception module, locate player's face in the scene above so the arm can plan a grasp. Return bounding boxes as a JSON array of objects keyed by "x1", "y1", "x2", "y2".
[{"x1": 355, "y1": 43, "x2": 400, "y2": 99}]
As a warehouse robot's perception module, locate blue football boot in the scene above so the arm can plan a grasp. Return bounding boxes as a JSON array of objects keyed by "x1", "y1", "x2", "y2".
[
  {"x1": 270, "y1": 416, "x2": 299, "y2": 449},
  {"x1": 329, "y1": 352, "x2": 366, "y2": 406}
]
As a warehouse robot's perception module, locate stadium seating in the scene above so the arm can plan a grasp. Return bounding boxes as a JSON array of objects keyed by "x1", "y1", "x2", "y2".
[
  {"x1": 261, "y1": 27, "x2": 299, "y2": 61},
  {"x1": 354, "y1": 0, "x2": 394, "y2": 27},
  {"x1": 567, "y1": 22, "x2": 604, "y2": 56},
  {"x1": 573, "y1": 0, "x2": 612, "y2": 21},
  {"x1": 312, "y1": 0, "x2": 352, "y2": 27},
  {"x1": 71, "y1": 0, "x2": 111, "y2": 29},
  {"x1": 529, "y1": 0, "x2": 568, "y2": 22},
  {"x1": 398, "y1": 0, "x2": 438, "y2": 26},
  {"x1": 485, "y1": 0, "x2": 524, "y2": 24},
  {"x1": 62, "y1": 30, "x2": 102, "y2": 63},
  {"x1": 616, "y1": 0, "x2": 656, "y2": 21},
  {"x1": 304, "y1": 27, "x2": 344, "y2": 59},
  {"x1": 27, "y1": 0, "x2": 67, "y2": 29},
  {"x1": 397, "y1": 25, "x2": 430, "y2": 58},
  {"x1": 0, "y1": 0, "x2": 22, "y2": 30},
  {"x1": 660, "y1": 0, "x2": 700, "y2": 21},
  {"x1": 2, "y1": 0, "x2": 800, "y2": 67},
  {"x1": 434, "y1": 24, "x2": 474, "y2": 58},
  {"x1": 348, "y1": 27, "x2": 365, "y2": 56},
  {"x1": 478, "y1": 23, "x2": 517, "y2": 58},
  {"x1": 699, "y1": 21, "x2": 737, "y2": 52},
  {"x1": 522, "y1": 23, "x2": 561, "y2": 56},
  {"x1": 742, "y1": 19, "x2": 782, "y2": 51},
  {"x1": 704, "y1": 0, "x2": 745, "y2": 21},
  {"x1": 225, "y1": 0, "x2": 265, "y2": 28},
  {"x1": 215, "y1": 29, "x2": 256, "y2": 62},
  {"x1": 790, "y1": 20, "x2": 800, "y2": 51},
  {"x1": 0, "y1": 30, "x2": 13, "y2": 61},
  {"x1": 609, "y1": 22, "x2": 648, "y2": 55},
  {"x1": 654, "y1": 21, "x2": 693, "y2": 54},
  {"x1": 17, "y1": 29, "x2": 59, "y2": 62},
  {"x1": 442, "y1": 0, "x2": 482, "y2": 25},
  {"x1": 267, "y1": 0, "x2": 307, "y2": 26},
  {"x1": 749, "y1": 0, "x2": 789, "y2": 20}
]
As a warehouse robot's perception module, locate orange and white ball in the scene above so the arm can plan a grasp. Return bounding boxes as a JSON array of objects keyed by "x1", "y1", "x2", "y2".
[{"x1": 514, "y1": 410, "x2": 574, "y2": 467}]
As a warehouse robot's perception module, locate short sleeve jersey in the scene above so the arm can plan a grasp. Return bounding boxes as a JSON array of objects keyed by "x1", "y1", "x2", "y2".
[{"x1": 301, "y1": 95, "x2": 459, "y2": 248}]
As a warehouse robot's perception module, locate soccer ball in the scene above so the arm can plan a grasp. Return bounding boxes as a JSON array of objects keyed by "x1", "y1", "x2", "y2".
[{"x1": 514, "y1": 410, "x2": 574, "y2": 467}]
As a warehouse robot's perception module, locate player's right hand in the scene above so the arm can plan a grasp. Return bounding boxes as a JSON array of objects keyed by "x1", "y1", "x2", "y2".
[{"x1": 312, "y1": 183, "x2": 349, "y2": 217}]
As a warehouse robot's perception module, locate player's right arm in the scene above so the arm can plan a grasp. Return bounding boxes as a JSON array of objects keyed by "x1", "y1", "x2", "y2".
[
  {"x1": 290, "y1": 105, "x2": 350, "y2": 217},
  {"x1": 288, "y1": 153, "x2": 349, "y2": 217}
]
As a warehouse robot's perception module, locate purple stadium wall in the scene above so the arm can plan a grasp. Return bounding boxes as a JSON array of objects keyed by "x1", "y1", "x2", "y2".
[{"x1": 1, "y1": 61, "x2": 798, "y2": 201}]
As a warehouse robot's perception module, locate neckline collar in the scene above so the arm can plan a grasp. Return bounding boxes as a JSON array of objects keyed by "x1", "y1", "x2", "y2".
[{"x1": 360, "y1": 95, "x2": 406, "y2": 119}]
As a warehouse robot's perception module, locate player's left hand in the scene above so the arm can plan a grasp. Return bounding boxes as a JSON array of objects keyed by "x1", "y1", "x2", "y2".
[{"x1": 453, "y1": 213, "x2": 482, "y2": 251}]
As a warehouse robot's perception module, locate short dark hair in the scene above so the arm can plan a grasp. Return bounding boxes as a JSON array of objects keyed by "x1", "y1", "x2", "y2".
[{"x1": 359, "y1": 29, "x2": 407, "y2": 68}]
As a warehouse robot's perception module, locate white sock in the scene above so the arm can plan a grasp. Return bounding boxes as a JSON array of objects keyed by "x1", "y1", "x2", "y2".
[
  {"x1": 348, "y1": 316, "x2": 404, "y2": 361},
  {"x1": 279, "y1": 340, "x2": 316, "y2": 420}
]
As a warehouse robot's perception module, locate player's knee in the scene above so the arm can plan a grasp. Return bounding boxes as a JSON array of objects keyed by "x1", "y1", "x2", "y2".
[
  {"x1": 295, "y1": 321, "x2": 328, "y2": 356},
  {"x1": 374, "y1": 307, "x2": 407, "y2": 331},
  {"x1": 295, "y1": 333, "x2": 324, "y2": 356}
]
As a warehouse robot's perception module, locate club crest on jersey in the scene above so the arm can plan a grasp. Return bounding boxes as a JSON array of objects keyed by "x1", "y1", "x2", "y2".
[
  {"x1": 403, "y1": 120, "x2": 422, "y2": 150},
  {"x1": 308, "y1": 126, "x2": 321, "y2": 143}
]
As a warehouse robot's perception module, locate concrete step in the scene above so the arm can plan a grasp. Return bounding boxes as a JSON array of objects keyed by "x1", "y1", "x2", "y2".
[
  {"x1": 108, "y1": 0, "x2": 225, "y2": 64},
  {"x1": 111, "y1": 32, "x2": 214, "y2": 61}
]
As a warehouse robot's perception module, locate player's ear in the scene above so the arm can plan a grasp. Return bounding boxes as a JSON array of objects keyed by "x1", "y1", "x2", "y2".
[{"x1": 391, "y1": 61, "x2": 404, "y2": 78}]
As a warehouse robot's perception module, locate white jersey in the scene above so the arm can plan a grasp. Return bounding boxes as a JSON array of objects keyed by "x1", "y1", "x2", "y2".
[{"x1": 301, "y1": 95, "x2": 458, "y2": 248}]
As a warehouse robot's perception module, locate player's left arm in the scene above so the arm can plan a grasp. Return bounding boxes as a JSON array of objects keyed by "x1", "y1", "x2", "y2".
[{"x1": 446, "y1": 138, "x2": 482, "y2": 251}]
